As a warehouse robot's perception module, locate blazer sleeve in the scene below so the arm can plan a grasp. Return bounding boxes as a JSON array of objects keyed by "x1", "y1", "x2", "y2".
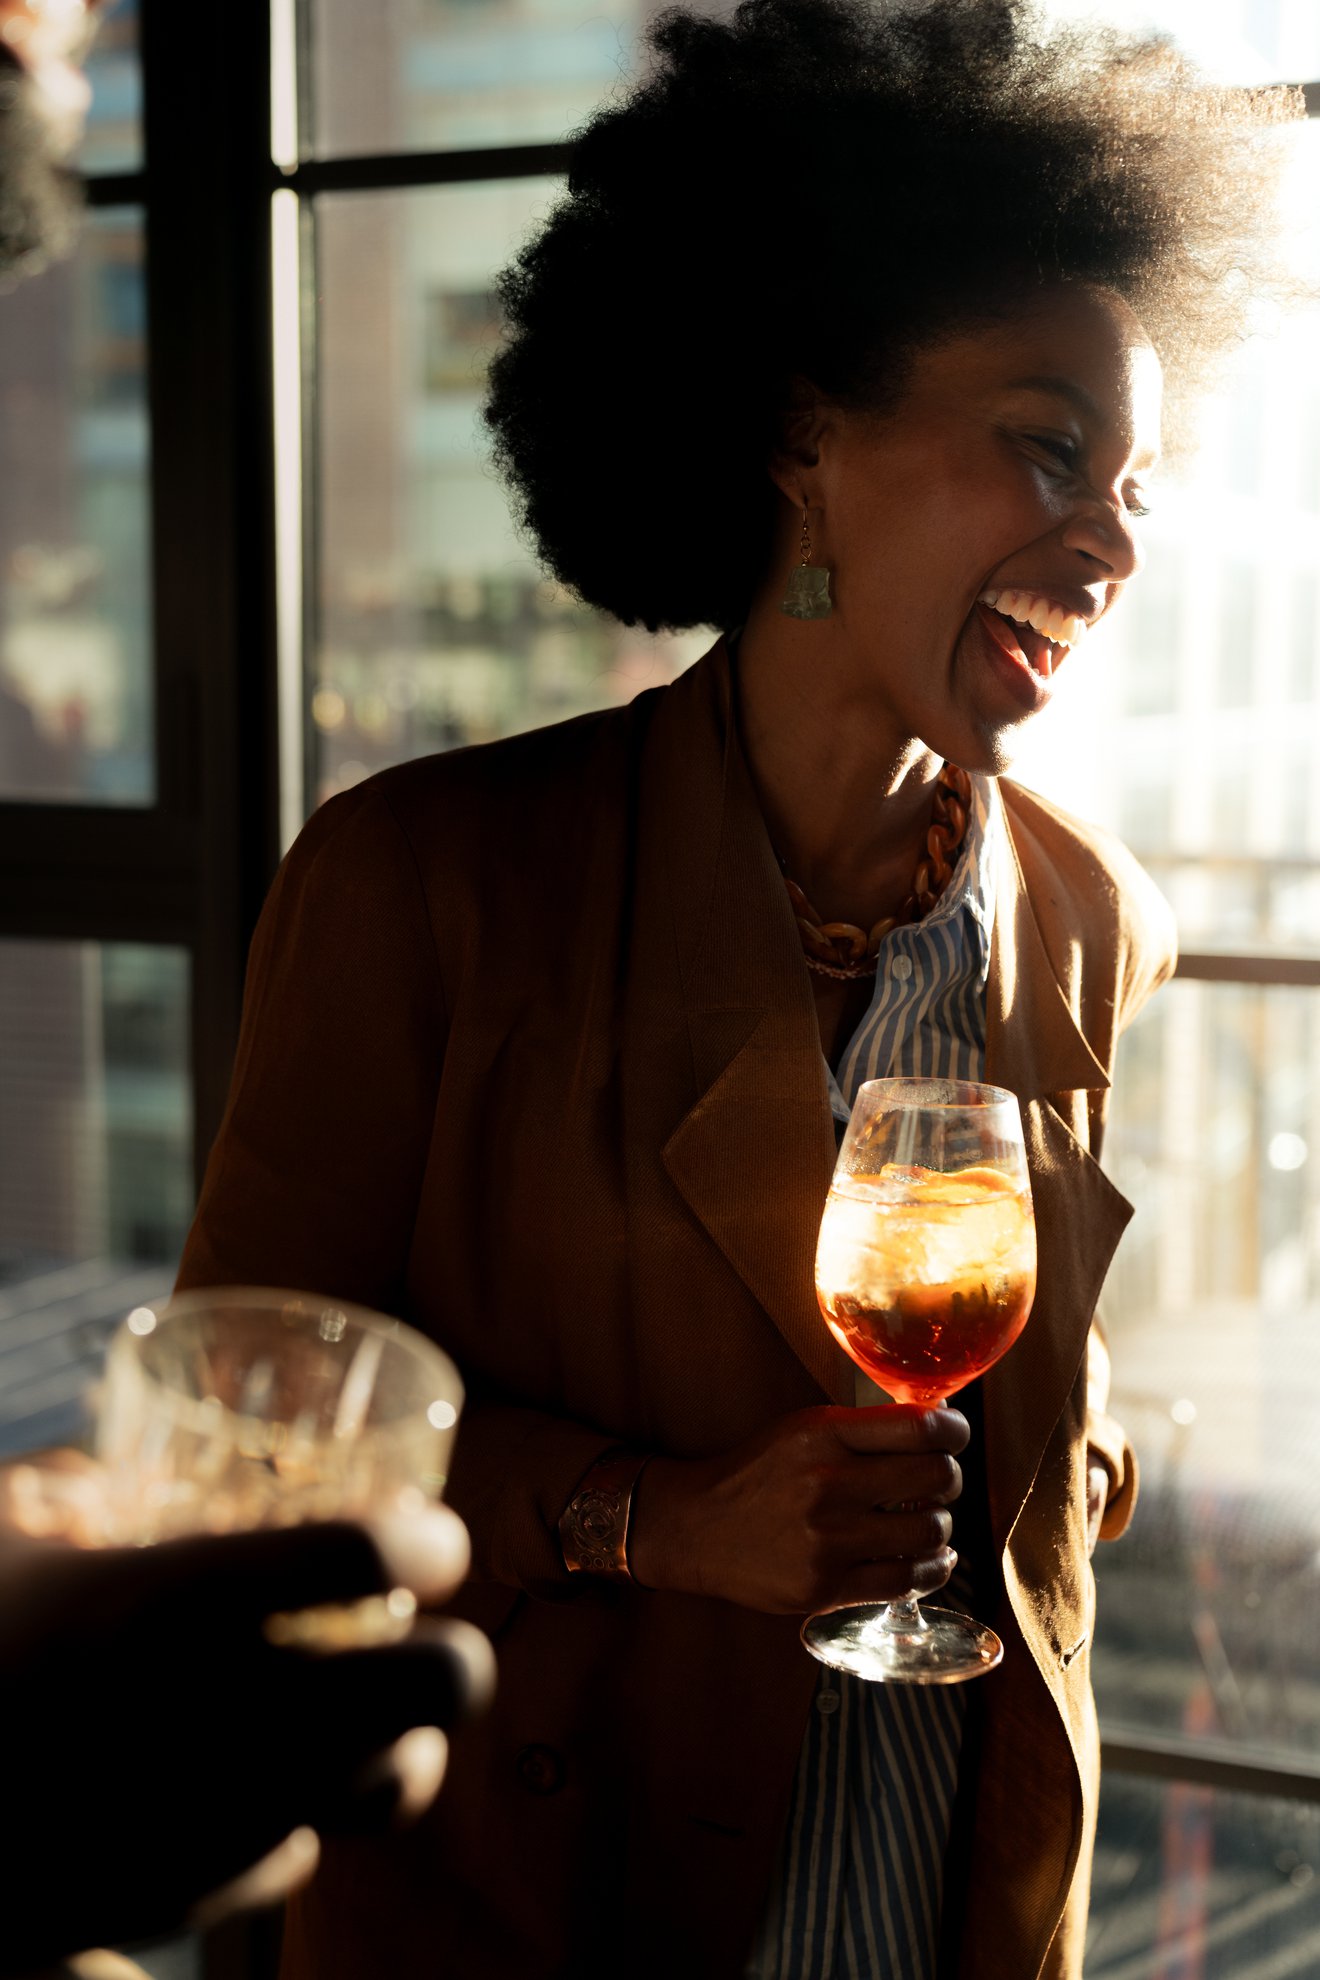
[
  {"x1": 178, "y1": 786, "x2": 447, "y2": 1308},
  {"x1": 177, "y1": 785, "x2": 615, "y2": 1600}
]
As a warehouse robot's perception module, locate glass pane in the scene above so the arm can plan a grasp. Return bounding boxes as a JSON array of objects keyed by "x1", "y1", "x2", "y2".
[
  {"x1": 304, "y1": 0, "x2": 1320, "y2": 162},
  {"x1": 78, "y1": 0, "x2": 142, "y2": 175},
  {"x1": 1094, "y1": 980, "x2": 1320, "y2": 1763},
  {"x1": 1013, "y1": 117, "x2": 1320, "y2": 956},
  {"x1": 1049, "y1": 0, "x2": 1320, "y2": 85},
  {"x1": 303, "y1": 0, "x2": 1320, "y2": 165},
  {"x1": 0, "y1": 941, "x2": 190, "y2": 1456},
  {"x1": 306, "y1": 0, "x2": 734, "y2": 158},
  {"x1": 1089, "y1": 1773, "x2": 1320, "y2": 1977},
  {"x1": 310, "y1": 182, "x2": 708, "y2": 809},
  {"x1": 0, "y1": 206, "x2": 152, "y2": 803}
]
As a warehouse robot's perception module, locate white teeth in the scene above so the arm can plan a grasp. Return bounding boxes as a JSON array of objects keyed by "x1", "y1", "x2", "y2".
[{"x1": 978, "y1": 588, "x2": 1088, "y2": 650}]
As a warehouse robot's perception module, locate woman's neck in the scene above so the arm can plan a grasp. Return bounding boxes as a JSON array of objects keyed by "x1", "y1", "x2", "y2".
[{"x1": 732, "y1": 619, "x2": 942, "y2": 928}]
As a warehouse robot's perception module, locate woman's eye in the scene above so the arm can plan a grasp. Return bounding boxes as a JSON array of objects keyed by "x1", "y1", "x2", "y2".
[
  {"x1": 1028, "y1": 434, "x2": 1078, "y2": 469},
  {"x1": 1125, "y1": 492, "x2": 1153, "y2": 519}
]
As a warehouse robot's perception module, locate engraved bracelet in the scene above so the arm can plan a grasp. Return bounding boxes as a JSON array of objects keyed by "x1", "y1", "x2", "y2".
[{"x1": 557, "y1": 1450, "x2": 653, "y2": 1579}]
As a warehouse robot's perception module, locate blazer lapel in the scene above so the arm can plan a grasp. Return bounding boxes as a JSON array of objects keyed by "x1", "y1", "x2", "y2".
[
  {"x1": 637, "y1": 644, "x2": 851, "y2": 1403},
  {"x1": 983, "y1": 806, "x2": 1133, "y2": 1552}
]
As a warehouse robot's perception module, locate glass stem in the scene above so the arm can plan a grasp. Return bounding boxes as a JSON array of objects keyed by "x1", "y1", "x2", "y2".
[{"x1": 881, "y1": 1596, "x2": 928, "y2": 1635}]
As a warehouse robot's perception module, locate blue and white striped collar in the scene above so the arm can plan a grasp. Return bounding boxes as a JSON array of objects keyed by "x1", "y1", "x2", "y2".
[
  {"x1": 920, "y1": 770, "x2": 999, "y2": 971},
  {"x1": 822, "y1": 773, "x2": 1001, "y2": 1123}
]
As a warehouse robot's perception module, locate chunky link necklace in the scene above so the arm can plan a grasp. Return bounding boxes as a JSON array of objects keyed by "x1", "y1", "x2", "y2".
[{"x1": 782, "y1": 764, "x2": 974, "y2": 982}]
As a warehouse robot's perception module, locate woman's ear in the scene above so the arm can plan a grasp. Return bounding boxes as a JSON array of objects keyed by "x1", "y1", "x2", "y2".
[{"x1": 767, "y1": 376, "x2": 830, "y2": 505}]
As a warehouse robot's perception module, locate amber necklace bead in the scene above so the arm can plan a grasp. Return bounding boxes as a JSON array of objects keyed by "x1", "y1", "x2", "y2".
[{"x1": 781, "y1": 764, "x2": 974, "y2": 982}]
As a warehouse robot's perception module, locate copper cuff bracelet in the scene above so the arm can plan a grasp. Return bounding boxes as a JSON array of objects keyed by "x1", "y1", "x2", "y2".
[{"x1": 558, "y1": 1449, "x2": 653, "y2": 1579}]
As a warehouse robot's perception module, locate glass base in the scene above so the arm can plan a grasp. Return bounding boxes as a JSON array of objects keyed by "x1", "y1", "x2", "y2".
[{"x1": 801, "y1": 1602, "x2": 1004, "y2": 1685}]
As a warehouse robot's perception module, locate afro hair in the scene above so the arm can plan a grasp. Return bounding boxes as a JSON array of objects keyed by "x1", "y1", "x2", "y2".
[{"x1": 484, "y1": 0, "x2": 1303, "y2": 632}]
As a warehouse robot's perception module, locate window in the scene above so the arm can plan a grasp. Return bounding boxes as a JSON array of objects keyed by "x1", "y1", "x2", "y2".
[
  {"x1": 1008, "y1": 19, "x2": 1320, "y2": 1964},
  {"x1": 0, "y1": 209, "x2": 151, "y2": 803},
  {"x1": 0, "y1": 0, "x2": 291, "y2": 1454},
  {"x1": 308, "y1": 178, "x2": 706, "y2": 810}
]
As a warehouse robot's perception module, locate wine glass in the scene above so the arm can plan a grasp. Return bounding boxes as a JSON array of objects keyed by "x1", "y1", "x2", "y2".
[
  {"x1": 95, "y1": 1286, "x2": 464, "y2": 1648},
  {"x1": 802, "y1": 1077, "x2": 1035, "y2": 1684}
]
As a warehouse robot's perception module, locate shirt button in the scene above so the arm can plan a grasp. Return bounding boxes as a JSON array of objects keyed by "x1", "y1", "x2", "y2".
[
  {"x1": 891, "y1": 954, "x2": 913, "y2": 981},
  {"x1": 515, "y1": 1744, "x2": 566, "y2": 1795},
  {"x1": 816, "y1": 1689, "x2": 841, "y2": 1716}
]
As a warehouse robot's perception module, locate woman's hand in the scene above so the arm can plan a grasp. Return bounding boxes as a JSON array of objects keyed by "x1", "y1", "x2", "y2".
[
  {"x1": 629, "y1": 1404, "x2": 967, "y2": 1615},
  {"x1": 1086, "y1": 1454, "x2": 1110, "y2": 1557}
]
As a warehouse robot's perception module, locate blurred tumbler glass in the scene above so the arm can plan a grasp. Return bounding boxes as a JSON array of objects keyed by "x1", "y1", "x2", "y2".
[{"x1": 96, "y1": 1286, "x2": 463, "y2": 1646}]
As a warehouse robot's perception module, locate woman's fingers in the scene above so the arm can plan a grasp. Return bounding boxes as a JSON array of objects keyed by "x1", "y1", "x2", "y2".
[
  {"x1": 830, "y1": 1404, "x2": 970, "y2": 1457},
  {"x1": 822, "y1": 1546, "x2": 958, "y2": 1614},
  {"x1": 820, "y1": 1407, "x2": 968, "y2": 1504},
  {"x1": 1086, "y1": 1461, "x2": 1110, "y2": 1558},
  {"x1": 864, "y1": 1506, "x2": 953, "y2": 1555},
  {"x1": 835, "y1": 1449, "x2": 964, "y2": 1509},
  {"x1": 803, "y1": 1507, "x2": 953, "y2": 1604}
]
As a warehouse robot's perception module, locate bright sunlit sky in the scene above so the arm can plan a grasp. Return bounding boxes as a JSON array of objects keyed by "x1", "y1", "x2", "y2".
[{"x1": 1046, "y1": 0, "x2": 1320, "y2": 82}]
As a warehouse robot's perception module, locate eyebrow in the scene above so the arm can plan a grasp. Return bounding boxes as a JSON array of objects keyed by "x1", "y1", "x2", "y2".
[{"x1": 1005, "y1": 375, "x2": 1105, "y2": 425}]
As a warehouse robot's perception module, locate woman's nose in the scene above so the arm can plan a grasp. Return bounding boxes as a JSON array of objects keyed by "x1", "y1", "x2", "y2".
[{"x1": 1059, "y1": 494, "x2": 1145, "y2": 583}]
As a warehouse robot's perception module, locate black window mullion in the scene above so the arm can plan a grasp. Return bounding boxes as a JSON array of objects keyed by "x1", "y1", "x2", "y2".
[
  {"x1": 284, "y1": 139, "x2": 571, "y2": 196},
  {"x1": 0, "y1": 805, "x2": 193, "y2": 941},
  {"x1": 139, "y1": 0, "x2": 282, "y2": 1175},
  {"x1": 83, "y1": 171, "x2": 147, "y2": 209}
]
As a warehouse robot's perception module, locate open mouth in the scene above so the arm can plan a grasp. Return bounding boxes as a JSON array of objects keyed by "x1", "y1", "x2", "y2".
[{"x1": 975, "y1": 588, "x2": 1089, "y2": 682}]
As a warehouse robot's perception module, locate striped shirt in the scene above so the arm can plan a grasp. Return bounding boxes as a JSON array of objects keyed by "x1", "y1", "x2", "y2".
[{"x1": 746, "y1": 774, "x2": 1000, "y2": 1980}]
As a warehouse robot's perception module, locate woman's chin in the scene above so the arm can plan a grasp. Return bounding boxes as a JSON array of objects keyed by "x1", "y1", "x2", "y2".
[{"x1": 916, "y1": 708, "x2": 1025, "y2": 780}]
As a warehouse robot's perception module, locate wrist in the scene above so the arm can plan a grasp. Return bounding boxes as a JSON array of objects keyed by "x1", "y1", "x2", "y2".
[{"x1": 627, "y1": 1454, "x2": 716, "y2": 1596}]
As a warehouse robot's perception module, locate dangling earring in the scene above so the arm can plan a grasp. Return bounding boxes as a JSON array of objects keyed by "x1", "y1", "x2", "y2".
[{"x1": 780, "y1": 506, "x2": 833, "y2": 620}]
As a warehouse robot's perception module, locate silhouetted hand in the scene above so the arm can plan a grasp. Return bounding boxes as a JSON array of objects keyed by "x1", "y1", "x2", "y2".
[{"x1": 0, "y1": 1500, "x2": 492, "y2": 1976}]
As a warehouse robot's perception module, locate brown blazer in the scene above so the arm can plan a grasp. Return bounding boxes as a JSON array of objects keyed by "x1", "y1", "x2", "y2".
[{"x1": 178, "y1": 640, "x2": 1175, "y2": 1980}]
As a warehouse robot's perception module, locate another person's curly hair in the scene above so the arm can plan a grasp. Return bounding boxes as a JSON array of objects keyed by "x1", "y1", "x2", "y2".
[{"x1": 483, "y1": 0, "x2": 1303, "y2": 632}]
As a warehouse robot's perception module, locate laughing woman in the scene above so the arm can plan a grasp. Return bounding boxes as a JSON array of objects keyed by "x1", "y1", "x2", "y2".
[{"x1": 177, "y1": 3, "x2": 1300, "y2": 1976}]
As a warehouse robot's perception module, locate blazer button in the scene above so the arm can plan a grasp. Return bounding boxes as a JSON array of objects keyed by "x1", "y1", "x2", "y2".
[{"x1": 516, "y1": 1744, "x2": 566, "y2": 1795}]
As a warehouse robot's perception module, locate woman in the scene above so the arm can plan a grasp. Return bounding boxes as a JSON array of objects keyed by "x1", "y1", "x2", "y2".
[{"x1": 177, "y1": 3, "x2": 1299, "y2": 1975}]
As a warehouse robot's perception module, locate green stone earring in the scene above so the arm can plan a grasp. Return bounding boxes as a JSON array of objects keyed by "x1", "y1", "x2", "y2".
[{"x1": 780, "y1": 505, "x2": 833, "y2": 620}]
